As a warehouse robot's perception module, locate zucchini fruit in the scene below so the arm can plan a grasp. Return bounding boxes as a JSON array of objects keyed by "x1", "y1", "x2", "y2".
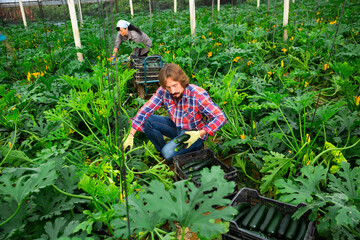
[
  {"x1": 241, "y1": 203, "x2": 262, "y2": 228},
  {"x1": 229, "y1": 201, "x2": 311, "y2": 240},
  {"x1": 294, "y1": 220, "x2": 307, "y2": 240},
  {"x1": 248, "y1": 204, "x2": 267, "y2": 230},
  {"x1": 174, "y1": 134, "x2": 190, "y2": 144},
  {"x1": 235, "y1": 202, "x2": 251, "y2": 213},
  {"x1": 266, "y1": 211, "x2": 282, "y2": 236},
  {"x1": 234, "y1": 208, "x2": 251, "y2": 224},
  {"x1": 278, "y1": 214, "x2": 291, "y2": 237},
  {"x1": 190, "y1": 160, "x2": 211, "y2": 171},
  {"x1": 259, "y1": 205, "x2": 276, "y2": 232},
  {"x1": 285, "y1": 218, "x2": 300, "y2": 240},
  {"x1": 182, "y1": 160, "x2": 203, "y2": 170},
  {"x1": 175, "y1": 142, "x2": 187, "y2": 152}
]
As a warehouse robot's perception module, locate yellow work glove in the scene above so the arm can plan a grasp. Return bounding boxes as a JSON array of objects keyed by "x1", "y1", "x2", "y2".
[
  {"x1": 183, "y1": 130, "x2": 201, "y2": 149},
  {"x1": 123, "y1": 135, "x2": 134, "y2": 151}
]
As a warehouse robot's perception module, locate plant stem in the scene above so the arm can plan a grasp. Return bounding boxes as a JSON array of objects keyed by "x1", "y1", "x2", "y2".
[
  {"x1": 51, "y1": 184, "x2": 109, "y2": 210},
  {"x1": 344, "y1": 225, "x2": 360, "y2": 238},
  {"x1": 0, "y1": 202, "x2": 21, "y2": 227},
  {"x1": 311, "y1": 139, "x2": 360, "y2": 166},
  {"x1": 0, "y1": 123, "x2": 17, "y2": 168},
  {"x1": 279, "y1": 107, "x2": 299, "y2": 150},
  {"x1": 181, "y1": 226, "x2": 186, "y2": 240},
  {"x1": 76, "y1": 110, "x2": 103, "y2": 143}
]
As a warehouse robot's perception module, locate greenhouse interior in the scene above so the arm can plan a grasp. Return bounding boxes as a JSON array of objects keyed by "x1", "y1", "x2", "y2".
[{"x1": 0, "y1": 0, "x2": 360, "y2": 239}]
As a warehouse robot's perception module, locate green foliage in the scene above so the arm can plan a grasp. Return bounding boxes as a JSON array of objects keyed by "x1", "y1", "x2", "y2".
[
  {"x1": 0, "y1": 146, "x2": 33, "y2": 166},
  {"x1": 260, "y1": 152, "x2": 294, "y2": 193},
  {"x1": 275, "y1": 162, "x2": 360, "y2": 239},
  {"x1": 111, "y1": 166, "x2": 236, "y2": 239},
  {"x1": 275, "y1": 165, "x2": 327, "y2": 204},
  {"x1": 0, "y1": 160, "x2": 57, "y2": 204},
  {"x1": 1, "y1": 1, "x2": 360, "y2": 239}
]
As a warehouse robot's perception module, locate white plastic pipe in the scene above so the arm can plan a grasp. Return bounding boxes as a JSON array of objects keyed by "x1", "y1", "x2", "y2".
[
  {"x1": 19, "y1": 0, "x2": 28, "y2": 29},
  {"x1": 189, "y1": 0, "x2": 196, "y2": 36},
  {"x1": 257, "y1": 0, "x2": 260, "y2": 8},
  {"x1": 217, "y1": 0, "x2": 220, "y2": 12},
  {"x1": 67, "y1": 0, "x2": 83, "y2": 62},
  {"x1": 174, "y1": 0, "x2": 177, "y2": 13}
]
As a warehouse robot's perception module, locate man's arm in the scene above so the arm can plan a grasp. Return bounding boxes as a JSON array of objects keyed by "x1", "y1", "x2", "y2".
[
  {"x1": 198, "y1": 91, "x2": 227, "y2": 136},
  {"x1": 131, "y1": 87, "x2": 164, "y2": 132}
]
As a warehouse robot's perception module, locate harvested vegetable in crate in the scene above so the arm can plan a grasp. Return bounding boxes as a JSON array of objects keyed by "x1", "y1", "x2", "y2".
[{"x1": 225, "y1": 188, "x2": 316, "y2": 240}]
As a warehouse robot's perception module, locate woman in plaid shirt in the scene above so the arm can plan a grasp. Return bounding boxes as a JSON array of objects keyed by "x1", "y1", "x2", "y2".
[{"x1": 123, "y1": 63, "x2": 227, "y2": 161}]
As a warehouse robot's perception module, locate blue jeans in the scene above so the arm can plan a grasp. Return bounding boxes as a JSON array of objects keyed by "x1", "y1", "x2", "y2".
[{"x1": 143, "y1": 115, "x2": 204, "y2": 161}]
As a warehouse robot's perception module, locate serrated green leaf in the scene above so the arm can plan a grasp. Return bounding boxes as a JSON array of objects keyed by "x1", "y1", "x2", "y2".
[
  {"x1": 43, "y1": 217, "x2": 80, "y2": 240},
  {"x1": 30, "y1": 187, "x2": 88, "y2": 221},
  {"x1": 0, "y1": 146, "x2": 32, "y2": 166},
  {"x1": 260, "y1": 152, "x2": 294, "y2": 193},
  {"x1": 327, "y1": 162, "x2": 360, "y2": 199},
  {"x1": 275, "y1": 165, "x2": 328, "y2": 204},
  {"x1": 261, "y1": 111, "x2": 282, "y2": 124},
  {"x1": 111, "y1": 166, "x2": 236, "y2": 239},
  {"x1": 0, "y1": 160, "x2": 58, "y2": 203}
]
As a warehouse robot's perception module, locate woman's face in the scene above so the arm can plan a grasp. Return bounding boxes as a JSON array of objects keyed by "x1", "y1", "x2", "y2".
[{"x1": 119, "y1": 27, "x2": 128, "y2": 37}]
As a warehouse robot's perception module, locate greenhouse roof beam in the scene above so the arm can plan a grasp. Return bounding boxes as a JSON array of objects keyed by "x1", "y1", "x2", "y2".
[{"x1": 0, "y1": 0, "x2": 113, "y2": 7}]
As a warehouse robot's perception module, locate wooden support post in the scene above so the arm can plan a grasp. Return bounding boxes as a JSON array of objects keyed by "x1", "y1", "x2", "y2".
[
  {"x1": 149, "y1": 0, "x2": 152, "y2": 22},
  {"x1": 283, "y1": 0, "x2": 289, "y2": 41},
  {"x1": 189, "y1": 0, "x2": 196, "y2": 37},
  {"x1": 19, "y1": 0, "x2": 28, "y2": 29},
  {"x1": 77, "y1": 0, "x2": 83, "y2": 28},
  {"x1": 129, "y1": 0, "x2": 134, "y2": 18},
  {"x1": 67, "y1": 0, "x2": 83, "y2": 62},
  {"x1": 212, "y1": 0, "x2": 214, "y2": 17}
]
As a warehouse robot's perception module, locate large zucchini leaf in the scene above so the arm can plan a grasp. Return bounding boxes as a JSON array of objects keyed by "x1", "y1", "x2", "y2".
[
  {"x1": 0, "y1": 160, "x2": 58, "y2": 204},
  {"x1": 111, "y1": 166, "x2": 236, "y2": 239}
]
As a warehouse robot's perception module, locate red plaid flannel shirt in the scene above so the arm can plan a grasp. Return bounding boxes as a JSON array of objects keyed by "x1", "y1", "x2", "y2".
[{"x1": 131, "y1": 84, "x2": 227, "y2": 140}]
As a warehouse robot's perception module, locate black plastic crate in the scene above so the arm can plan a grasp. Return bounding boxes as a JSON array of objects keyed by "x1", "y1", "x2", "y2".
[
  {"x1": 173, "y1": 149, "x2": 238, "y2": 188},
  {"x1": 224, "y1": 188, "x2": 316, "y2": 240},
  {"x1": 130, "y1": 55, "x2": 162, "y2": 83}
]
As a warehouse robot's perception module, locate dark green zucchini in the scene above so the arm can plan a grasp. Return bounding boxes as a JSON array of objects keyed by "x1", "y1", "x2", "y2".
[
  {"x1": 241, "y1": 203, "x2": 262, "y2": 228},
  {"x1": 285, "y1": 218, "x2": 300, "y2": 240},
  {"x1": 294, "y1": 220, "x2": 307, "y2": 240},
  {"x1": 234, "y1": 208, "x2": 251, "y2": 224},
  {"x1": 175, "y1": 142, "x2": 187, "y2": 152},
  {"x1": 190, "y1": 160, "x2": 212, "y2": 171},
  {"x1": 182, "y1": 160, "x2": 204, "y2": 170},
  {"x1": 191, "y1": 174, "x2": 202, "y2": 181},
  {"x1": 235, "y1": 202, "x2": 251, "y2": 213},
  {"x1": 278, "y1": 214, "x2": 291, "y2": 237},
  {"x1": 188, "y1": 169, "x2": 202, "y2": 177},
  {"x1": 259, "y1": 205, "x2": 276, "y2": 232},
  {"x1": 248, "y1": 204, "x2": 268, "y2": 230},
  {"x1": 174, "y1": 134, "x2": 190, "y2": 144},
  {"x1": 266, "y1": 211, "x2": 282, "y2": 236}
]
